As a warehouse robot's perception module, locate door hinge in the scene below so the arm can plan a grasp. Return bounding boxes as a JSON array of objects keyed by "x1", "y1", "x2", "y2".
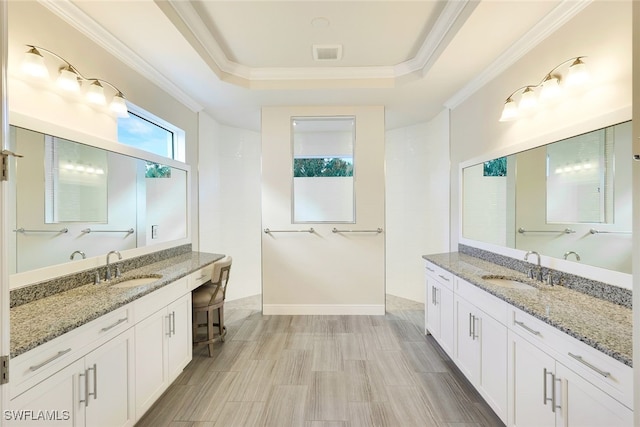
[
  {"x1": 1, "y1": 150, "x2": 24, "y2": 181},
  {"x1": 0, "y1": 355, "x2": 8, "y2": 384}
]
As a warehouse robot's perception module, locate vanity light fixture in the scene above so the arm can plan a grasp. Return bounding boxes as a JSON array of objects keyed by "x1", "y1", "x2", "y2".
[
  {"x1": 499, "y1": 56, "x2": 589, "y2": 122},
  {"x1": 20, "y1": 45, "x2": 129, "y2": 118}
]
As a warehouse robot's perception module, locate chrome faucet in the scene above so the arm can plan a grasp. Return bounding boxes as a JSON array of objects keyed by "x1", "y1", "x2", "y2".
[
  {"x1": 563, "y1": 251, "x2": 581, "y2": 262},
  {"x1": 70, "y1": 250, "x2": 86, "y2": 260},
  {"x1": 524, "y1": 250, "x2": 543, "y2": 281},
  {"x1": 105, "y1": 250, "x2": 122, "y2": 281}
]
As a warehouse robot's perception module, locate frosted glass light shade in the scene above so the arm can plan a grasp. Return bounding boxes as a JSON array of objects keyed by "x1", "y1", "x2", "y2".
[
  {"x1": 540, "y1": 76, "x2": 561, "y2": 102},
  {"x1": 109, "y1": 93, "x2": 129, "y2": 117},
  {"x1": 21, "y1": 48, "x2": 49, "y2": 78},
  {"x1": 499, "y1": 98, "x2": 518, "y2": 122},
  {"x1": 566, "y1": 58, "x2": 589, "y2": 87},
  {"x1": 86, "y1": 81, "x2": 106, "y2": 105},
  {"x1": 57, "y1": 68, "x2": 80, "y2": 92},
  {"x1": 518, "y1": 87, "x2": 537, "y2": 111}
]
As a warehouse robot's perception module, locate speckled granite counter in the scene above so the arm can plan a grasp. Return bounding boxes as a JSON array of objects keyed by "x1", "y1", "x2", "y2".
[
  {"x1": 423, "y1": 252, "x2": 632, "y2": 367},
  {"x1": 10, "y1": 251, "x2": 224, "y2": 358}
]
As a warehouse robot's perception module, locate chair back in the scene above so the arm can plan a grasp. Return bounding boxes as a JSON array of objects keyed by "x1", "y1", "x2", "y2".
[{"x1": 209, "y1": 255, "x2": 232, "y2": 302}]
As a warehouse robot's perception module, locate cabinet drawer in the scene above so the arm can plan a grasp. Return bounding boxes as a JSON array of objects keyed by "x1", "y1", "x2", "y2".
[
  {"x1": 510, "y1": 307, "x2": 632, "y2": 409},
  {"x1": 134, "y1": 277, "x2": 188, "y2": 321},
  {"x1": 10, "y1": 305, "x2": 132, "y2": 398},
  {"x1": 455, "y1": 278, "x2": 508, "y2": 325},
  {"x1": 425, "y1": 261, "x2": 453, "y2": 289},
  {"x1": 188, "y1": 267, "x2": 211, "y2": 291}
]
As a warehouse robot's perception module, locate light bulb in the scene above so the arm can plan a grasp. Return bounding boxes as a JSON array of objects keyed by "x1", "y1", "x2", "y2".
[
  {"x1": 57, "y1": 67, "x2": 81, "y2": 92},
  {"x1": 519, "y1": 87, "x2": 537, "y2": 111},
  {"x1": 109, "y1": 92, "x2": 129, "y2": 117},
  {"x1": 21, "y1": 47, "x2": 49, "y2": 78},
  {"x1": 499, "y1": 98, "x2": 518, "y2": 122},
  {"x1": 86, "y1": 81, "x2": 106, "y2": 105}
]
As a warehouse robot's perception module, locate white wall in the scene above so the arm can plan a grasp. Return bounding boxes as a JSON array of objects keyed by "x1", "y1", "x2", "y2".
[
  {"x1": 385, "y1": 109, "x2": 450, "y2": 302},
  {"x1": 451, "y1": 1, "x2": 631, "y2": 266},
  {"x1": 197, "y1": 113, "x2": 262, "y2": 301}
]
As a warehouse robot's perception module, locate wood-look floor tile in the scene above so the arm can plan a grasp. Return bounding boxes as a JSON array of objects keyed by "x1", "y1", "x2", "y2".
[
  {"x1": 306, "y1": 371, "x2": 348, "y2": 421},
  {"x1": 305, "y1": 421, "x2": 349, "y2": 427},
  {"x1": 285, "y1": 332, "x2": 316, "y2": 350},
  {"x1": 311, "y1": 338, "x2": 344, "y2": 372},
  {"x1": 232, "y1": 317, "x2": 269, "y2": 341},
  {"x1": 373, "y1": 350, "x2": 416, "y2": 386},
  {"x1": 337, "y1": 333, "x2": 368, "y2": 360},
  {"x1": 136, "y1": 384, "x2": 198, "y2": 427},
  {"x1": 344, "y1": 360, "x2": 389, "y2": 402},
  {"x1": 414, "y1": 372, "x2": 479, "y2": 423},
  {"x1": 371, "y1": 324, "x2": 401, "y2": 351},
  {"x1": 212, "y1": 401, "x2": 266, "y2": 427},
  {"x1": 227, "y1": 359, "x2": 276, "y2": 402},
  {"x1": 387, "y1": 385, "x2": 441, "y2": 426},
  {"x1": 263, "y1": 315, "x2": 294, "y2": 333},
  {"x1": 168, "y1": 422, "x2": 215, "y2": 427},
  {"x1": 272, "y1": 349, "x2": 313, "y2": 385},
  {"x1": 257, "y1": 385, "x2": 309, "y2": 427},
  {"x1": 173, "y1": 371, "x2": 238, "y2": 422},
  {"x1": 247, "y1": 332, "x2": 289, "y2": 360},
  {"x1": 400, "y1": 340, "x2": 449, "y2": 373},
  {"x1": 348, "y1": 402, "x2": 400, "y2": 427},
  {"x1": 387, "y1": 318, "x2": 427, "y2": 342}
]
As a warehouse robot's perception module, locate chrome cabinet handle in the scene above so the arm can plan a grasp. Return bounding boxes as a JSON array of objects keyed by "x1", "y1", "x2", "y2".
[
  {"x1": 434, "y1": 288, "x2": 439, "y2": 306},
  {"x1": 100, "y1": 317, "x2": 128, "y2": 332},
  {"x1": 438, "y1": 274, "x2": 450, "y2": 282},
  {"x1": 166, "y1": 314, "x2": 172, "y2": 337},
  {"x1": 550, "y1": 372, "x2": 557, "y2": 413},
  {"x1": 79, "y1": 371, "x2": 87, "y2": 406},
  {"x1": 469, "y1": 313, "x2": 473, "y2": 337},
  {"x1": 514, "y1": 320, "x2": 541, "y2": 336},
  {"x1": 543, "y1": 368, "x2": 553, "y2": 408},
  {"x1": 29, "y1": 348, "x2": 72, "y2": 371},
  {"x1": 568, "y1": 353, "x2": 611, "y2": 378},
  {"x1": 171, "y1": 311, "x2": 176, "y2": 336},
  {"x1": 554, "y1": 376, "x2": 562, "y2": 411},
  {"x1": 87, "y1": 364, "x2": 97, "y2": 401},
  {"x1": 472, "y1": 316, "x2": 479, "y2": 340}
]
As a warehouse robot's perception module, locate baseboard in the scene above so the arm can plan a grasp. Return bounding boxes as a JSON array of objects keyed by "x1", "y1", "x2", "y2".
[{"x1": 262, "y1": 304, "x2": 385, "y2": 315}]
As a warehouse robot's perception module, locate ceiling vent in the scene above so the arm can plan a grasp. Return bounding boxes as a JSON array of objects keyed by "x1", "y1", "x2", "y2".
[{"x1": 312, "y1": 44, "x2": 343, "y2": 61}]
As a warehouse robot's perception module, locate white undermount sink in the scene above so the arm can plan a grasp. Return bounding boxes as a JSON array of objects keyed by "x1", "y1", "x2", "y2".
[
  {"x1": 481, "y1": 275, "x2": 537, "y2": 290},
  {"x1": 110, "y1": 275, "x2": 162, "y2": 289}
]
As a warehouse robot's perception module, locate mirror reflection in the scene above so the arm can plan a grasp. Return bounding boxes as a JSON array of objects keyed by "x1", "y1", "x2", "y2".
[
  {"x1": 462, "y1": 121, "x2": 631, "y2": 274},
  {"x1": 10, "y1": 125, "x2": 188, "y2": 274},
  {"x1": 292, "y1": 116, "x2": 355, "y2": 223}
]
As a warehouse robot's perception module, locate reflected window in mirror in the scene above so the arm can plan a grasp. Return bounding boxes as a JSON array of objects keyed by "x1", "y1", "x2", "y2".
[
  {"x1": 117, "y1": 104, "x2": 186, "y2": 162},
  {"x1": 292, "y1": 116, "x2": 355, "y2": 223}
]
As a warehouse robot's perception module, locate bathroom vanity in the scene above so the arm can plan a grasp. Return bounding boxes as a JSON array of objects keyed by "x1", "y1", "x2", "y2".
[
  {"x1": 8, "y1": 249, "x2": 222, "y2": 426},
  {"x1": 423, "y1": 251, "x2": 632, "y2": 426}
]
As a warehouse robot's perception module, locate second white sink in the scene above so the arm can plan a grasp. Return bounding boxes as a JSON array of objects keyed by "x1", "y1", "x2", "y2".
[
  {"x1": 110, "y1": 275, "x2": 162, "y2": 289},
  {"x1": 481, "y1": 275, "x2": 537, "y2": 290}
]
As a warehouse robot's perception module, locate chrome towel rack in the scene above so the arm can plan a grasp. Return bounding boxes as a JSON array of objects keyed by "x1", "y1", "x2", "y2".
[
  {"x1": 518, "y1": 227, "x2": 575, "y2": 234},
  {"x1": 264, "y1": 228, "x2": 314, "y2": 234},
  {"x1": 82, "y1": 228, "x2": 134, "y2": 234},
  {"x1": 332, "y1": 227, "x2": 383, "y2": 234},
  {"x1": 14, "y1": 228, "x2": 68, "y2": 234},
  {"x1": 589, "y1": 229, "x2": 631, "y2": 235}
]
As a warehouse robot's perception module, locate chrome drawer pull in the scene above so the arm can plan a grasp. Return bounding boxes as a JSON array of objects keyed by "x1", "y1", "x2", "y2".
[
  {"x1": 438, "y1": 274, "x2": 450, "y2": 282},
  {"x1": 426, "y1": 266, "x2": 435, "y2": 273},
  {"x1": 514, "y1": 320, "x2": 541, "y2": 336},
  {"x1": 87, "y1": 364, "x2": 98, "y2": 401},
  {"x1": 29, "y1": 348, "x2": 72, "y2": 371},
  {"x1": 100, "y1": 317, "x2": 128, "y2": 332},
  {"x1": 568, "y1": 353, "x2": 611, "y2": 378}
]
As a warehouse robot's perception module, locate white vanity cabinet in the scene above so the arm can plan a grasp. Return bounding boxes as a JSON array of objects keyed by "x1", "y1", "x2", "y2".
[
  {"x1": 8, "y1": 328, "x2": 135, "y2": 427},
  {"x1": 424, "y1": 262, "x2": 454, "y2": 355},
  {"x1": 508, "y1": 308, "x2": 632, "y2": 427},
  {"x1": 134, "y1": 277, "x2": 192, "y2": 418},
  {"x1": 453, "y1": 278, "x2": 508, "y2": 422}
]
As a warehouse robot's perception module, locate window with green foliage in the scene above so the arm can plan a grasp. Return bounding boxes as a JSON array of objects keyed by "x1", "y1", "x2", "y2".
[
  {"x1": 293, "y1": 157, "x2": 353, "y2": 177},
  {"x1": 483, "y1": 157, "x2": 507, "y2": 177},
  {"x1": 146, "y1": 162, "x2": 172, "y2": 178}
]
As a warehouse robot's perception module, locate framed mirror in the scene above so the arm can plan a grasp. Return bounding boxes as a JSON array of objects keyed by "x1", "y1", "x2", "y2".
[
  {"x1": 291, "y1": 116, "x2": 355, "y2": 223},
  {"x1": 9, "y1": 124, "x2": 189, "y2": 276},
  {"x1": 462, "y1": 120, "x2": 631, "y2": 275}
]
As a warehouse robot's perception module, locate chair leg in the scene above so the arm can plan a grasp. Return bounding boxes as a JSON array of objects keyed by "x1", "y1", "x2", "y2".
[
  {"x1": 218, "y1": 306, "x2": 226, "y2": 342},
  {"x1": 192, "y1": 310, "x2": 198, "y2": 344},
  {"x1": 207, "y1": 306, "x2": 215, "y2": 357}
]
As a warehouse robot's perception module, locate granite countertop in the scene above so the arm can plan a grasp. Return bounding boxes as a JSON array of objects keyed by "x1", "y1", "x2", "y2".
[
  {"x1": 10, "y1": 251, "x2": 224, "y2": 358},
  {"x1": 423, "y1": 252, "x2": 632, "y2": 367}
]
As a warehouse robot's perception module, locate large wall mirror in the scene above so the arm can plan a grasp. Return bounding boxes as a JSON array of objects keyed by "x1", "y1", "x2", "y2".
[
  {"x1": 291, "y1": 116, "x2": 355, "y2": 223},
  {"x1": 462, "y1": 120, "x2": 631, "y2": 275},
  {"x1": 9, "y1": 124, "x2": 188, "y2": 276}
]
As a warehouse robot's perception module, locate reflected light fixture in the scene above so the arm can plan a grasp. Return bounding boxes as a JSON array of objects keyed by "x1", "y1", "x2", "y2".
[
  {"x1": 499, "y1": 56, "x2": 589, "y2": 122},
  {"x1": 20, "y1": 45, "x2": 129, "y2": 117}
]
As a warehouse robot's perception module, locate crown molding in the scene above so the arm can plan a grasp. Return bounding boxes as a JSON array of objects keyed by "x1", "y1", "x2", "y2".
[
  {"x1": 37, "y1": 0, "x2": 204, "y2": 112},
  {"x1": 444, "y1": 0, "x2": 592, "y2": 110}
]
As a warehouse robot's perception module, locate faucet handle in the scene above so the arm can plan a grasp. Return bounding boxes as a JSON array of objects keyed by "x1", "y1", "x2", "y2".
[
  {"x1": 115, "y1": 264, "x2": 122, "y2": 278},
  {"x1": 527, "y1": 268, "x2": 534, "y2": 279},
  {"x1": 545, "y1": 272, "x2": 553, "y2": 286},
  {"x1": 94, "y1": 271, "x2": 101, "y2": 285}
]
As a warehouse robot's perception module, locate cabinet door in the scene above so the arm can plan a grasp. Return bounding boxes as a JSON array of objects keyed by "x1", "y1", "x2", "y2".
[
  {"x1": 8, "y1": 359, "x2": 84, "y2": 427},
  {"x1": 509, "y1": 331, "x2": 555, "y2": 427},
  {"x1": 479, "y1": 312, "x2": 507, "y2": 421},
  {"x1": 425, "y1": 275, "x2": 440, "y2": 338},
  {"x1": 454, "y1": 297, "x2": 480, "y2": 382},
  {"x1": 85, "y1": 329, "x2": 135, "y2": 427},
  {"x1": 438, "y1": 285, "x2": 454, "y2": 356},
  {"x1": 134, "y1": 308, "x2": 168, "y2": 418},
  {"x1": 555, "y1": 363, "x2": 632, "y2": 427},
  {"x1": 167, "y1": 293, "x2": 192, "y2": 382}
]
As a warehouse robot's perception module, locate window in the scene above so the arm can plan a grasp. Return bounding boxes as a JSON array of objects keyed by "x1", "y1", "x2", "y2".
[{"x1": 117, "y1": 104, "x2": 185, "y2": 162}]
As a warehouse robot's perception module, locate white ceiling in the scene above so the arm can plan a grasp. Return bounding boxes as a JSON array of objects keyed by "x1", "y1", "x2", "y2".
[{"x1": 45, "y1": 0, "x2": 582, "y2": 131}]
